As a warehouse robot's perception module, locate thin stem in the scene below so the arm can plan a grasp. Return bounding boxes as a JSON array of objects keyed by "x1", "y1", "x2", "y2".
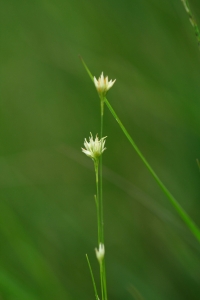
[
  {"x1": 86, "y1": 254, "x2": 99, "y2": 300},
  {"x1": 94, "y1": 160, "x2": 101, "y2": 245},
  {"x1": 100, "y1": 263, "x2": 104, "y2": 300},
  {"x1": 103, "y1": 96, "x2": 200, "y2": 243},
  {"x1": 99, "y1": 98, "x2": 108, "y2": 300},
  {"x1": 94, "y1": 156, "x2": 108, "y2": 300},
  {"x1": 181, "y1": 0, "x2": 200, "y2": 49},
  {"x1": 100, "y1": 98, "x2": 104, "y2": 243}
]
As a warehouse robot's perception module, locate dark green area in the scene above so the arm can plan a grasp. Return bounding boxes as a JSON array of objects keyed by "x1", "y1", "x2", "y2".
[{"x1": 1, "y1": 0, "x2": 200, "y2": 299}]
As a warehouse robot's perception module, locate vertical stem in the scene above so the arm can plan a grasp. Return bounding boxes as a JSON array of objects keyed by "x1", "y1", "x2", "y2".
[
  {"x1": 94, "y1": 159, "x2": 104, "y2": 300},
  {"x1": 100, "y1": 263, "x2": 104, "y2": 300},
  {"x1": 94, "y1": 160, "x2": 101, "y2": 245},
  {"x1": 99, "y1": 97, "x2": 108, "y2": 300},
  {"x1": 100, "y1": 98, "x2": 104, "y2": 243}
]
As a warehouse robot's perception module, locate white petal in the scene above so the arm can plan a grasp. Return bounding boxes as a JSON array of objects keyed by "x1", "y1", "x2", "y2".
[{"x1": 94, "y1": 76, "x2": 98, "y2": 88}]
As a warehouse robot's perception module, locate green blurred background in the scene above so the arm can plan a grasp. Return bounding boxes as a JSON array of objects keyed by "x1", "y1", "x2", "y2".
[{"x1": 1, "y1": 0, "x2": 200, "y2": 299}]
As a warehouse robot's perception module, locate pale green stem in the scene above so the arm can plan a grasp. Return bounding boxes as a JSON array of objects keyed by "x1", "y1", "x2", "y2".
[
  {"x1": 94, "y1": 159, "x2": 105, "y2": 300},
  {"x1": 94, "y1": 160, "x2": 101, "y2": 245},
  {"x1": 100, "y1": 98, "x2": 104, "y2": 243},
  {"x1": 94, "y1": 158, "x2": 105, "y2": 300},
  {"x1": 100, "y1": 263, "x2": 104, "y2": 300},
  {"x1": 86, "y1": 254, "x2": 99, "y2": 300},
  {"x1": 99, "y1": 97, "x2": 108, "y2": 300}
]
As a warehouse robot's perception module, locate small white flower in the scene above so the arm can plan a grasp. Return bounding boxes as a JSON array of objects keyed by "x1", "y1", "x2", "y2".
[
  {"x1": 82, "y1": 133, "x2": 107, "y2": 161},
  {"x1": 94, "y1": 72, "x2": 116, "y2": 95},
  {"x1": 95, "y1": 243, "x2": 105, "y2": 263}
]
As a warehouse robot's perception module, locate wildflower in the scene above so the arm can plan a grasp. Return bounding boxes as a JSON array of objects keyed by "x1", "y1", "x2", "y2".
[
  {"x1": 94, "y1": 72, "x2": 116, "y2": 96},
  {"x1": 82, "y1": 133, "x2": 107, "y2": 161},
  {"x1": 95, "y1": 243, "x2": 105, "y2": 263}
]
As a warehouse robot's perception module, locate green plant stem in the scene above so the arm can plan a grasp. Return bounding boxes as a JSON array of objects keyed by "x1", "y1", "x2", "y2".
[
  {"x1": 100, "y1": 263, "x2": 104, "y2": 300},
  {"x1": 94, "y1": 159, "x2": 105, "y2": 300},
  {"x1": 94, "y1": 160, "x2": 101, "y2": 245},
  {"x1": 86, "y1": 254, "x2": 99, "y2": 300},
  {"x1": 100, "y1": 98, "x2": 104, "y2": 244},
  {"x1": 99, "y1": 98, "x2": 108, "y2": 300},
  {"x1": 181, "y1": 0, "x2": 200, "y2": 49},
  {"x1": 103, "y1": 96, "x2": 200, "y2": 243}
]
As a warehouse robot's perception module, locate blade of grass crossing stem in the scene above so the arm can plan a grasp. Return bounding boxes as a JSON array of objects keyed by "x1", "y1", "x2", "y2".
[
  {"x1": 86, "y1": 254, "x2": 99, "y2": 300},
  {"x1": 80, "y1": 57, "x2": 200, "y2": 243}
]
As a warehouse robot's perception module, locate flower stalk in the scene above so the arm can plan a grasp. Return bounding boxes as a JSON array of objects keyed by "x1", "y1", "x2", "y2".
[
  {"x1": 81, "y1": 70, "x2": 116, "y2": 300},
  {"x1": 94, "y1": 72, "x2": 116, "y2": 300},
  {"x1": 82, "y1": 133, "x2": 108, "y2": 300}
]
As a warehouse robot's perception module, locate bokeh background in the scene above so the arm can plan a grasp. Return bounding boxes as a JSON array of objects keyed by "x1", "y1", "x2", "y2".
[{"x1": 1, "y1": 0, "x2": 200, "y2": 299}]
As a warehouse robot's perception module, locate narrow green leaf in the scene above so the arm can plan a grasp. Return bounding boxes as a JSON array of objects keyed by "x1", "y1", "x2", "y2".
[
  {"x1": 79, "y1": 56, "x2": 94, "y2": 82},
  {"x1": 86, "y1": 254, "x2": 99, "y2": 300}
]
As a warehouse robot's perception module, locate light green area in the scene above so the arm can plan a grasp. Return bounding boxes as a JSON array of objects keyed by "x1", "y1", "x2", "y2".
[{"x1": 1, "y1": 0, "x2": 200, "y2": 299}]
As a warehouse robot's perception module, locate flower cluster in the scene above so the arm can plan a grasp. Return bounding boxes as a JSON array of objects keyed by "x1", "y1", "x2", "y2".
[
  {"x1": 82, "y1": 133, "x2": 107, "y2": 161},
  {"x1": 94, "y1": 72, "x2": 116, "y2": 96}
]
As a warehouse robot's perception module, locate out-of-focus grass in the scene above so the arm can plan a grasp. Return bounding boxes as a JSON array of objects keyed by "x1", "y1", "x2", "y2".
[{"x1": 1, "y1": 0, "x2": 200, "y2": 299}]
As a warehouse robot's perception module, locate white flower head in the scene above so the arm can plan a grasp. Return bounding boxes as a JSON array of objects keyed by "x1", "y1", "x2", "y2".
[
  {"x1": 95, "y1": 243, "x2": 105, "y2": 263},
  {"x1": 94, "y1": 72, "x2": 116, "y2": 96},
  {"x1": 82, "y1": 133, "x2": 107, "y2": 161}
]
